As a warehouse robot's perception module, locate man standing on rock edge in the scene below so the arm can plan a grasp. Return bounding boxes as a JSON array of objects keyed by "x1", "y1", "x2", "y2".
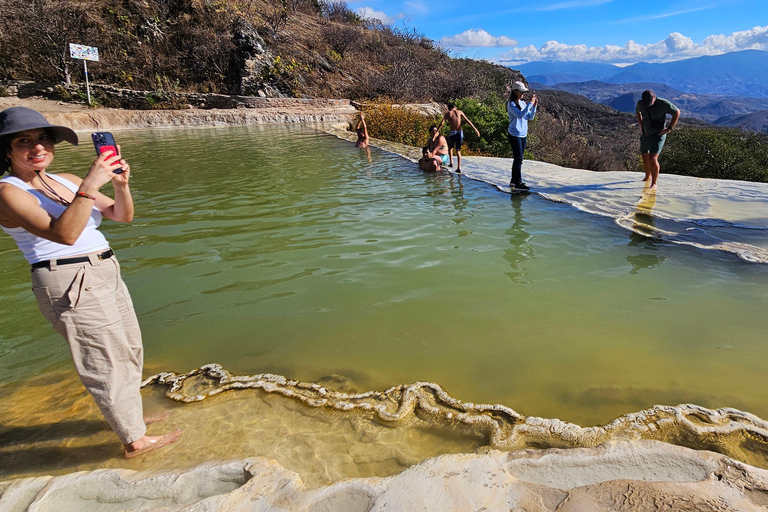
[
  {"x1": 636, "y1": 89, "x2": 681, "y2": 189},
  {"x1": 437, "y1": 102, "x2": 480, "y2": 174}
]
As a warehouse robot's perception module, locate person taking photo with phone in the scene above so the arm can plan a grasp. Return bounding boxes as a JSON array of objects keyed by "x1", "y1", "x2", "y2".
[
  {"x1": 507, "y1": 81, "x2": 538, "y2": 192},
  {"x1": 0, "y1": 107, "x2": 181, "y2": 458}
]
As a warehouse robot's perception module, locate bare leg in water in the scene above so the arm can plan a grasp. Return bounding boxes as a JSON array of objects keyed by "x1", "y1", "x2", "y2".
[{"x1": 641, "y1": 152, "x2": 661, "y2": 189}]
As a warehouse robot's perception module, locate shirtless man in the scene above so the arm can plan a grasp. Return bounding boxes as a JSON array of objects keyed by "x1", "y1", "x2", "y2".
[
  {"x1": 418, "y1": 125, "x2": 449, "y2": 172},
  {"x1": 436, "y1": 102, "x2": 480, "y2": 173}
]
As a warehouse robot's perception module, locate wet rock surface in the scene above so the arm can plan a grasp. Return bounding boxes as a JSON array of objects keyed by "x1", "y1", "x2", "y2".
[
  {"x1": 3, "y1": 441, "x2": 768, "y2": 511},
  {"x1": 0, "y1": 93, "x2": 357, "y2": 132}
]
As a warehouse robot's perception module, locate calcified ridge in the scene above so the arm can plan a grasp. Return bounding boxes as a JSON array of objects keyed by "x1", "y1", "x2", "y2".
[{"x1": 143, "y1": 363, "x2": 768, "y2": 468}]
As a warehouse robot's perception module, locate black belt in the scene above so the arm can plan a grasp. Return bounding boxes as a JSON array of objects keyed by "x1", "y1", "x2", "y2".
[{"x1": 31, "y1": 249, "x2": 114, "y2": 269}]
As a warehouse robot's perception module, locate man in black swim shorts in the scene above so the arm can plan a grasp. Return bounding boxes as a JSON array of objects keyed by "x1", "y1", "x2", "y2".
[{"x1": 437, "y1": 102, "x2": 480, "y2": 173}]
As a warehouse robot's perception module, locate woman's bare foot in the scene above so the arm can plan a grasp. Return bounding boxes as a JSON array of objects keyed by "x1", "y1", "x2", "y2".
[
  {"x1": 124, "y1": 429, "x2": 183, "y2": 459},
  {"x1": 642, "y1": 175, "x2": 651, "y2": 182},
  {"x1": 649, "y1": 183, "x2": 658, "y2": 190}
]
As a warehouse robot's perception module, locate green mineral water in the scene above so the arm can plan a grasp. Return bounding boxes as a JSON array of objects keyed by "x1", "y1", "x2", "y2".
[{"x1": 1, "y1": 125, "x2": 767, "y2": 483}]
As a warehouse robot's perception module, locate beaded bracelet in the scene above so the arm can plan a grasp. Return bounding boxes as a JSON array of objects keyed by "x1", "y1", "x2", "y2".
[{"x1": 75, "y1": 191, "x2": 97, "y2": 201}]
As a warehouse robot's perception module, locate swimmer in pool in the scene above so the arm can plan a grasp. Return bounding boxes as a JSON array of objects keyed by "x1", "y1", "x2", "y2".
[{"x1": 354, "y1": 112, "x2": 369, "y2": 148}]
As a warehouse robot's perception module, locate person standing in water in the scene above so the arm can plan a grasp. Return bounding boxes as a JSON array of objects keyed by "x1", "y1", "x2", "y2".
[
  {"x1": 437, "y1": 102, "x2": 480, "y2": 173},
  {"x1": 0, "y1": 107, "x2": 182, "y2": 458},
  {"x1": 636, "y1": 89, "x2": 680, "y2": 189},
  {"x1": 507, "y1": 81, "x2": 538, "y2": 191},
  {"x1": 354, "y1": 112, "x2": 369, "y2": 148}
]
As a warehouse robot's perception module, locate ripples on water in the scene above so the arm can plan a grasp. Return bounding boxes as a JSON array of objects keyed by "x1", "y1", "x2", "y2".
[{"x1": 2, "y1": 125, "x2": 768, "y2": 481}]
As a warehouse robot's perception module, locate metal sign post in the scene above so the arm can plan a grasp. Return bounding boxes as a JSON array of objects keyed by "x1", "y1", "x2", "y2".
[{"x1": 69, "y1": 43, "x2": 99, "y2": 105}]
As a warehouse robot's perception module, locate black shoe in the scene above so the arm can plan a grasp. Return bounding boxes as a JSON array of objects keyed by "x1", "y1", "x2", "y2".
[
  {"x1": 512, "y1": 182, "x2": 530, "y2": 190},
  {"x1": 456, "y1": 168, "x2": 461, "y2": 174},
  {"x1": 448, "y1": 163, "x2": 453, "y2": 168}
]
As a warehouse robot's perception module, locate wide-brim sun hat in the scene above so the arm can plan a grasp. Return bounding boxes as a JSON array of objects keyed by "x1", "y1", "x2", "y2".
[
  {"x1": 510, "y1": 81, "x2": 529, "y2": 93},
  {"x1": 0, "y1": 107, "x2": 78, "y2": 145}
]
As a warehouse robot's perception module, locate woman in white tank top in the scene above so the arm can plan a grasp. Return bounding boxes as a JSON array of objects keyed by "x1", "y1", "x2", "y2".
[{"x1": 0, "y1": 107, "x2": 181, "y2": 458}]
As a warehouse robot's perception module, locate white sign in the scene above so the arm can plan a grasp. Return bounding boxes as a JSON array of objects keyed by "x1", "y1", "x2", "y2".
[{"x1": 69, "y1": 43, "x2": 99, "y2": 62}]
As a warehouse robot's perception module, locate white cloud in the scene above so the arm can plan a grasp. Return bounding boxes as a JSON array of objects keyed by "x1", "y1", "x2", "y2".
[
  {"x1": 357, "y1": 6, "x2": 405, "y2": 24},
  {"x1": 495, "y1": 25, "x2": 768, "y2": 64},
  {"x1": 440, "y1": 29, "x2": 518, "y2": 48}
]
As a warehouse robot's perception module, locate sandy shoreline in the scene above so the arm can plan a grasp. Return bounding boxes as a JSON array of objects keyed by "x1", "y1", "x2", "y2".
[{"x1": 3, "y1": 97, "x2": 768, "y2": 510}]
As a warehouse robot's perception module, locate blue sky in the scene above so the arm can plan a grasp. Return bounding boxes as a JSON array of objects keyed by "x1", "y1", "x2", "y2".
[{"x1": 349, "y1": 0, "x2": 768, "y2": 64}]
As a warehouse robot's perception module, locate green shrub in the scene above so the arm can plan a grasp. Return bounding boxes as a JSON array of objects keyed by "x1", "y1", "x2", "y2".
[
  {"x1": 363, "y1": 104, "x2": 441, "y2": 148},
  {"x1": 660, "y1": 127, "x2": 768, "y2": 182},
  {"x1": 453, "y1": 96, "x2": 513, "y2": 158}
]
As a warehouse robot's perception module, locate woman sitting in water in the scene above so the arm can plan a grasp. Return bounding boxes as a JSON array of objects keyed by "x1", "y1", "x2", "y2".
[
  {"x1": 354, "y1": 112, "x2": 369, "y2": 148},
  {"x1": 418, "y1": 125, "x2": 449, "y2": 172},
  {"x1": 0, "y1": 107, "x2": 181, "y2": 458}
]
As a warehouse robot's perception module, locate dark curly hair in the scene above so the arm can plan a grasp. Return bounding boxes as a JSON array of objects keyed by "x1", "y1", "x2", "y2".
[{"x1": 0, "y1": 135, "x2": 12, "y2": 175}]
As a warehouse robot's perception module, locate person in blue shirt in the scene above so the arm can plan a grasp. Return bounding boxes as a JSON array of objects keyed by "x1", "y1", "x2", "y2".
[{"x1": 507, "y1": 81, "x2": 538, "y2": 191}]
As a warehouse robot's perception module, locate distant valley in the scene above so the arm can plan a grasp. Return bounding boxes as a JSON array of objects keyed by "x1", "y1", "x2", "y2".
[
  {"x1": 531, "y1": 80, "x2": 768, "y2": 127},
  {"x1": 514, "y1": 50, "x2": 768, "y2": 131}
]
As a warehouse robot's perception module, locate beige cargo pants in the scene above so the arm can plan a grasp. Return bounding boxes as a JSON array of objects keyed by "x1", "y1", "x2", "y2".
[{"x1": 30, "y1": 252, "x2": 147, "y2": 445}]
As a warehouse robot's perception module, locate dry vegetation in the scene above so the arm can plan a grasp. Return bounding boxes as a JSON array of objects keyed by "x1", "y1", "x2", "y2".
[
  {"x1": 0, "y1": 0, "x2": 519, "y2": 101},
  {"x1": 0, "y1": 0, "x2": 637, "y2": 171},
  {"x1": 6, "y1": 0, "x2": 763, "y2": 179}
]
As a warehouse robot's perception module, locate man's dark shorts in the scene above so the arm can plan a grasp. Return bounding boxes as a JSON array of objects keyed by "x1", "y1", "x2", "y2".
[
  {"x1": 640, "y1": 134, "x2": 666, "y2": 155},
  {"x1": 448, "y1": 131, "x2": 463, "y2": 151}
]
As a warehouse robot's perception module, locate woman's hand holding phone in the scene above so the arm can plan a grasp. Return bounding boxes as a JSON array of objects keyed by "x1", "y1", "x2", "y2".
[
  {"x1": 81, "y1": 151, "x2": 129, "y2": 197},
  {"x1": 111, "y1": 144, "x2": 130, "y2": 186},
  {"x1": 81, "y1": 151, "x2": 123, "y2": 191}
]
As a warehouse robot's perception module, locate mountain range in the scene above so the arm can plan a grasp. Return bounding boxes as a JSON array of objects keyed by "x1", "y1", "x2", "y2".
[
  {"x1": 515, "y1": 50, "x2": 768, "y2": 98},
  {"x1": 516, "y1": 50, "x2": 768, "y2": 131},
  {"x1": 531, "y1": 80, "x2": 768, "y2": 126}
]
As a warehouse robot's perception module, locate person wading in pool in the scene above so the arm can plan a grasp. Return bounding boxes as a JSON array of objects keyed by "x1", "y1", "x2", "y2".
[
  {"x1": 636, "y1": 89, "x2": 681, "y2": 189},
  {"x1": 354, "y1": 112, "x2": 369, "y2": 148},
  {"x1": 418, "y1": 125, "x2": 449, "y2": 172},
  {"x1": 436, "y1": 102, "x2": 480, "y2": 174},
  {"x1": 0, "y1": 107, "x2": 182, "y2": 458}
]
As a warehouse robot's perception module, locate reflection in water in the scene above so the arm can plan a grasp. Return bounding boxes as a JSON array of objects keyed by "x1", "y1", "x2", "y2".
[
  {"x1": 423, "y1": 172, "x2": 466, "y2": 210},
  {"x1": 449, "y1": 174, "x2": 468, "y2": 221},
  {"x1": 504, "y1": 195, "x2": 533, "y2": 283},
  {"x1": 627, "y1": 190, "x2": 667, "y2": 275}
]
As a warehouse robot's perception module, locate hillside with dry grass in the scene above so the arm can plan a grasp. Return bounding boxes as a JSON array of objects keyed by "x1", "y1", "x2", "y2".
[
  {"x1": 5, "y1": 0, "x2": 766, "y2": 179},
  {"x1": 0, "y1": 0, "x2": 520, "y2": 102}
]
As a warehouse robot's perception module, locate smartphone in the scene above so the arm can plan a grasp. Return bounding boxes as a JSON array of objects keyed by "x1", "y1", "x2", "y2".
[{"x1": 91, "y1": 132, "x2": 123, "y2": 174}]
